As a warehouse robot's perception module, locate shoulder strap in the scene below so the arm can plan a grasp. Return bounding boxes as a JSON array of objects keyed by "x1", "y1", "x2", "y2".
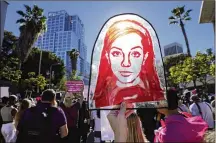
[
  {"x1": 205, "y1": 102, "x2": 213, "y2": 112},
  {"x1": 178, "y1": 106, "x2": 183, "y2": 111},
  {"x1": 195, "y1": 102, "x2": 203, "y2": 118}
]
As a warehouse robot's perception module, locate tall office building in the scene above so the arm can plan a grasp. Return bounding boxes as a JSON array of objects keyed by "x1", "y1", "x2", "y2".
[
  {"x1": 1, "y1": 0, "x2": 9, "y2": 48},
  {"x1": 35, "y1": 10, "x2": 89, "y2": 84},
  {"x1": 164, "y1": 42, "x2": 183, "y2": 57}
]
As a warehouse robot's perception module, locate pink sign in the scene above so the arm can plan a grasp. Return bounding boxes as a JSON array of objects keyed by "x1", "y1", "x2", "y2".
[{"x1": 66, "y1": 80, "x2": 84, "y2": 93}]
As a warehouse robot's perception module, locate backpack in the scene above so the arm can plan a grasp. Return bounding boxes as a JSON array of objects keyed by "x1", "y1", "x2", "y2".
[{"x1": 16, "y1": 106, "x2": 59, "y2": 143}]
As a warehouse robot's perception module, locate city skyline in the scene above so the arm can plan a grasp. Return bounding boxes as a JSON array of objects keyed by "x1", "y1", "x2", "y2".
[{"x1": 4, "y1": 1, "x2": 215, "y2": 62}]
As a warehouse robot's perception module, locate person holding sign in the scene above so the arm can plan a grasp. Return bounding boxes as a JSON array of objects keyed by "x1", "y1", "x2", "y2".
[
  {"x1": 107, "y1": 102, "x2": 148, "y2": 142},
  {"x1": 92, "y1": 15, "x2": 165, "y2": 108},
  {"x1": 60, "y1": 85, "x2": 84, "y2": 143}
]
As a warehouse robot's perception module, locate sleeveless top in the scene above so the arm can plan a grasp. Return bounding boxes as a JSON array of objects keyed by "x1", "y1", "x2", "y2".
[{"x1": 0, "y1": 106, "x2": 14, "y2": 122}]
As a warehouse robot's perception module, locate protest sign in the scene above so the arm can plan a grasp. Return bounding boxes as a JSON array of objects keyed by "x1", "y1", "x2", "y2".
[
  {"x1": 66, "y1": 80, "x2": 84, "y2": 93},
  {"x1": 88, "y1": 14, "x2": 167, "y2": 109}
]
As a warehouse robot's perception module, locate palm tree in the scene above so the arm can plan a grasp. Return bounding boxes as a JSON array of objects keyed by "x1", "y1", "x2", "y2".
[
  {"x1": 169, "y1": 6, "x2": 192, "y2": 57},
  {"x1": 68, "y1": 49, "x2": 80, "y2": 74},
  {"x1": 16, "y1": 5, "x2": 47, "y2": 68}
]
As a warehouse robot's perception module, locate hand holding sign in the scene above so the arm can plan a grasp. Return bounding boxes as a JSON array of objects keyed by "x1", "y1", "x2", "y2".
[{"x1": 107, "y1": 102, "x2": 129, "y2": 142}]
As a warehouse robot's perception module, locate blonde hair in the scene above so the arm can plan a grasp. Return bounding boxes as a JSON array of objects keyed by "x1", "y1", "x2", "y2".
[
  {"x1": 15, "y1": 99, "x2": 31, "y2": 127},
  {"x1": 203, "y1": 131, "x2": 215, "y2": 143},
  {"x1": 127, "y1": 113, "x2": 148, "y2": 142}
]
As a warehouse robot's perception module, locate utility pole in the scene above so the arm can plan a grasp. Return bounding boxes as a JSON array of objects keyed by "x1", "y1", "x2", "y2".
[{"x1": 37, "y1": 34, "x2": 43, "y2": 93}]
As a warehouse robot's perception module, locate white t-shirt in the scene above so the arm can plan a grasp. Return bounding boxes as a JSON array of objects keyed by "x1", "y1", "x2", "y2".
[
  {"x1": 91, "y1": 110, "x2": 101, "y2": 131},
  {"x1": 189, "y1": 102, "x2": 214, "y2": 128},
  {"x1": 1, "y1": 122, "x2": 17, "y2": 142},
  {"x1": 178, "y1": 104, "x2": 190, "y2": 113}
]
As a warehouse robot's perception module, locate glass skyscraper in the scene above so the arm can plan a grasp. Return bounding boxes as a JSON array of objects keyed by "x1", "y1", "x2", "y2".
[
  {"x1": 164, "y1": 42, "x2": 183, "y2": 57},
  {"x1": 35, "y1": 10, "x2": 90, "y2": 84}
]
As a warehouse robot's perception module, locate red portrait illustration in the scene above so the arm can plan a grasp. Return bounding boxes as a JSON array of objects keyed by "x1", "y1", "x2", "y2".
[{"x1": 90, "y1": 14, "x2": 165, "y2": 108}]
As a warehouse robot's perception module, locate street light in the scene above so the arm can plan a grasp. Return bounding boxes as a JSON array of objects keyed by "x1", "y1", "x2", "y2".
[{"x1": 49, "y1": 63, "x2": 61, "y2": 88}]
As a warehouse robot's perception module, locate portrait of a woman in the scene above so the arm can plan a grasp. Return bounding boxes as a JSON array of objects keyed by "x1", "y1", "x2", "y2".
[{"x1": 91, "y1": 14, "x2": 165, "y2": 108}]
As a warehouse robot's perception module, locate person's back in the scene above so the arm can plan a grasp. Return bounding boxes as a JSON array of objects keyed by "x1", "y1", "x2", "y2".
[
  {"x1": 189, "y1": 101, "x2": 214, "y2": 129},
  {"x1": 178, "y1": 99, "x2": 190, "y2": 113},
  {"x1": 1, "y1": 107, "x2": 17, "y2": 142},
  {"x1": 1, "y1": 106, "x2": 14, "y2": 122},
  {"x1": 1, "y1": 95, "x2": 17, "y2": 123},
  {"x1": 155, "y1": 114, "x2": 208, "y2": 142},
  {"x1": 155, "y1": 88, "x2": 208, "y2": 142},
  {"x1": 16, "y1": 89, "x2": 68, "y2": 143}
]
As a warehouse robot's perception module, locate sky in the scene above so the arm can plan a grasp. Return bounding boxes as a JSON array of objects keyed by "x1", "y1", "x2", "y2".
[{"x1": 4, "y1": 1, "x2": 215, "y2": 62}]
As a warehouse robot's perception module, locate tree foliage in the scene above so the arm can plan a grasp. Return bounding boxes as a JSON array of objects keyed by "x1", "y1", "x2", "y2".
[
  {"x1": 169, "y1": 63, "x2": 188, "y2": 89},
  {"x1": 169, "y1": 5, "x2": 192, "y2": 57},
  {"x1": 69, "y1": 49, "x2": 79, "y2": 72},
  {"x1": 164, "y1": 54, "x2": 188, "y2": 87},
  {"x1": 169, "y1": 49, "x2": 215, "y2": 89},
  {"x1": 16, "y1": 4, "x2": 47, "y2": 65},
  {"x1": 0, "y1": 31, "x2": 22, "y2": 85},
  {"x1": 22, "y1": 47, "x2": 65, "y2": 85},
  {"x1": 57, "y1": 76, "x2": 67, "y2": 91},
  {"x1": 22, "y1": 72, "x2": 46, "y2": 92}
]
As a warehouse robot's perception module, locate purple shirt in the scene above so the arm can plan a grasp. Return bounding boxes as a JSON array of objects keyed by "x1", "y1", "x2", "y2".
[
  {"x1": 60, "y1": 102, "x2": 80, "y2": 128},
  {"x1": 17, "y1": 103, "x2": 67, "y2": 137}
]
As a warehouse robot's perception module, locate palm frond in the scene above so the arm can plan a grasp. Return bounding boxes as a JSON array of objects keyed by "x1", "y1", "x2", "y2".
[
  {"x1": 183, "y1": 9, "x2": 192, "y2": 19},
  {"x1": 169, "y1": 16, "x2": 176, "y2": 20},
  {"x1": 184, "y1": 17, "x2": 191, "y2": 21},
  {"x1": 16, "y1": 18, "x2": 26, "y2": 24},
  {"x1": 186, "y1": 9, "x2": 192, "y2": 13},
  {"x1": 169, "y1": 21, "x2": 179, "y2": 25},
  {"x1": 24, "y1": 4, "x2": 32, "y2": 14},
  {"x1": 179, "y1": 5, "x2": 185, "y2": 14},
  {"x1": 172, "y1": 7, "x2": 181, "y2": 18},
  {"x1": 17, "y1": 10, "x2": 26, "y2": 17},
  {"x1": 171, "y1": 8, "x2": 178, "y2": 14},
  {"x1": 32, "y1": 5, "x2": 40, "y2": 14},
  {"x1": 40, "y1": 16, "x2": 47, "y2": 23}
]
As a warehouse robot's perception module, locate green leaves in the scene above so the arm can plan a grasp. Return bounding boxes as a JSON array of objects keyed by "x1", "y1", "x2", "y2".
[
  {"x1": 169, "y1": 21, "x2": 178, "y2": 25},
  {"x1": 24, "y1": 4, "x2": 32, "y2": 14},
  {"x1": 70, "y1": 70, "x2": 81, "y2": 80},
  {"x1": 168, "y1": 16, "x2": 176, "y2": 20},
  {"x1": 184, "y1": 17, "x2": 191, "y2": 21},
  {"x1": 16, "y1": 10, "x2": 27, "y2": 17},
  {"x1": 23, "y1": 72, "x2": 46, "y2": 91},
  {"x1": 69, "y1": 49, "x2": 80, "y2": 73},
  {"x1": 16, "y1": 4, "x2": 47, "y2": 64},
  {"x1": 169, "y1": 6, "x2": 192, "y2": 24},
  {"x1": 22, "y1": 47, "x2": 65, "y2": 86},
  {"x1": 210, "y1": 64, "x2": 215, "y2": 76},
  {"x1": 69, "y1": 49, "x2": 80, "y2": 60},
  {"x1": 57, "y1": 76, "x2": 67, "y2": 91},
  {"x1": 16, "y1": 18, "x2": 26, "y2": 24},
  {"x1": 168, "y1": 49, "x2": 215, "y2": 89}
]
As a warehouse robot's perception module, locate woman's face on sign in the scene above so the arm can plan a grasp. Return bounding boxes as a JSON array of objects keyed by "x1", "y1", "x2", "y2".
[{"x1": 108, "y1": 33, "x2": 144, "y2": 83}]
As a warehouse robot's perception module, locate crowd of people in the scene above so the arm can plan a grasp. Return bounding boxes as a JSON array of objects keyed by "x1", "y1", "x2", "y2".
[{"x1": 0, "y1": 87, "x2": 215, "y2": 143}]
